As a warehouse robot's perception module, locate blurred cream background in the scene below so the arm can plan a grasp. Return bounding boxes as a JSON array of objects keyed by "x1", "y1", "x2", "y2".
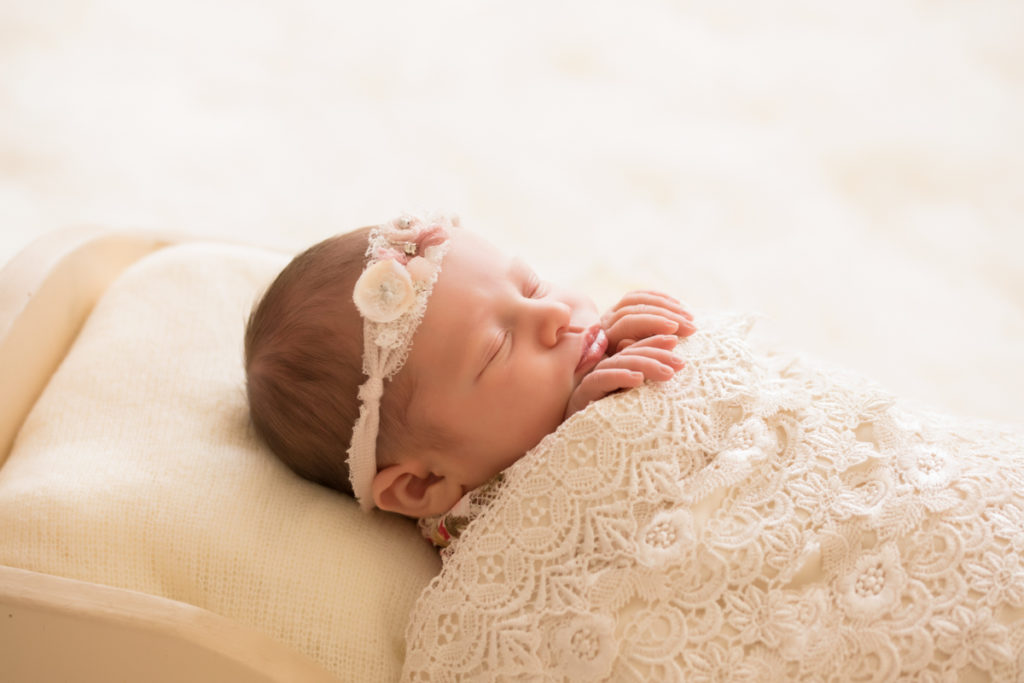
[{"x1": 1, "y1": 0, "x2": 1022, "y2": 424}]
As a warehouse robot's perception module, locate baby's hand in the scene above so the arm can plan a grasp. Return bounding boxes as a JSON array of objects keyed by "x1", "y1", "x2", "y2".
[
  {"x1": 564, "y1": 335, "x2": 684, "y2": 419},
  {"x1": 602, "y1": 290, "x2": 696, "y2": 354}
]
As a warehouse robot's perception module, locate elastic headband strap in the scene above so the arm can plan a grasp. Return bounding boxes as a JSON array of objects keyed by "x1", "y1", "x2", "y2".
[{"x1": 346, "y1": 212, "x2": 455, "y2": 510}]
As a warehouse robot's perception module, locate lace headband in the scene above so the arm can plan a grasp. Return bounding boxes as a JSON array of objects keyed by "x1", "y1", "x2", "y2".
[{"x1": 347, "y1": 212, "x2": 456, "y2": 510}]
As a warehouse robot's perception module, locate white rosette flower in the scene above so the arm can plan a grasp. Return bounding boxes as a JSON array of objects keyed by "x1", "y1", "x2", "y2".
[
  {"x1": 720, "y1": 417, "x2": 774, "y2": 465},
  {"x1": 896, "y1": 443, "x2": 959, "y2": 492},
  {"x1": 637, "y1": 508, "x2": 696, "y2": 568},
  {"x1": 549, "y1": 612, "x2": 618, "y2": 680},
  {"x1": 352, "y1": 259, "x2": 416, "y2": 323},
  {"x1": 838, "y1": 543, "x2": 907, "y2": 622}
]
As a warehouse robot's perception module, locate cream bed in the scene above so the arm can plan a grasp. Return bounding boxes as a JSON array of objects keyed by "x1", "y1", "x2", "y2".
[
  {"x1": 3, "y1": 0, "x2": 1023, "y2": 678},
  {"x1": 0, "y1": 229, "x2": 441, "y2": 682}
]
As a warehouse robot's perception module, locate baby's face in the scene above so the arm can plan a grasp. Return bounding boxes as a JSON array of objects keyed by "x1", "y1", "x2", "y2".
[{"x1": 403, "y1": 230, "x2": 601, "y2": 492}]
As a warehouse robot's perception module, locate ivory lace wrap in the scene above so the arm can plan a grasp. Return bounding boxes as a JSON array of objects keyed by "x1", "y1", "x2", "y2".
[{"x1": 404, "y1": 316, "x2": 1024, "y2": 682}]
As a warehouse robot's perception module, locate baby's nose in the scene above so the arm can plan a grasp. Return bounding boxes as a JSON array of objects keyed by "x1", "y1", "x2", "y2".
[{"x1": 534, "y1": 300, "x2": 572, "y2": 347}]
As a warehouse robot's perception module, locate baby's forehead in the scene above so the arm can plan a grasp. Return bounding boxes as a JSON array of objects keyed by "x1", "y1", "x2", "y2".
[{"x1": 449, "y1": 232, "x2": 535, "y2": 279}]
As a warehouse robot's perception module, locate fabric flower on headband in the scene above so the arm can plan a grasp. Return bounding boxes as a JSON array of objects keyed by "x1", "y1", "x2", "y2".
[
  {"x1": 353, "y1": 260, "x2": 416, "y2": 323},
  {"x1": 352, "y1": 215, "x2": 452, "y2": 324}
]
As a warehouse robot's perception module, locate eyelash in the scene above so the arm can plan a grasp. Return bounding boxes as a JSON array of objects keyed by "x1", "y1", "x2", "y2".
[
  {"x1": 526, "y1": 274, "x2": 545, "y2": 298},
  {"x1": 487, "y1": 330, "x2": 509, "y2": 367}
]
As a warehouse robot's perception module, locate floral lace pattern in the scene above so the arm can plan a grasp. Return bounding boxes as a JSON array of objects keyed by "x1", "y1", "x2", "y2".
[{"x1": 403, "y1": 316, "x2": 1024, "y2": 681}]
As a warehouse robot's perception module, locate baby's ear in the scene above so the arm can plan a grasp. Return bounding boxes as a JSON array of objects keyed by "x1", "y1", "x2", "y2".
[{"x1": 371, "y1": 460, "x2": 463, "y2": 518}]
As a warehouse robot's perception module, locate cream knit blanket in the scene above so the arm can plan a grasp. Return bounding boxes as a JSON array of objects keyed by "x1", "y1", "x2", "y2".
[{"x1": 403, "y1": 316, "x2": 1024, "y2": 681}]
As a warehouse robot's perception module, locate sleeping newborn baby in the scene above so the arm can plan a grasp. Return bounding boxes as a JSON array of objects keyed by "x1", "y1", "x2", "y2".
[
  {"x1": 246, "y1": 212, "x2": 1024, "y2": 682},
  {"x1": 244, "y1": 211, "x2": 694, "y2": 518}
]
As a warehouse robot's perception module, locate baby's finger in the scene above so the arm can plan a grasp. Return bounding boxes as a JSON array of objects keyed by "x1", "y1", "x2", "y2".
[
  {"x1": 618, "y1": 350, "x2": 684, "y2": 376},
  {"x1": 566, "y1": 341, "x2": 684, "y2": 418},
  {"x1": 605, "y1": 300, "x2": 695, "y2": 330},
  {"x1": 614, "y1": 291, "x2": 693, "y2": 320},
  {"x1": 604, "y1": 308, "x2": 688, "y2": 335},
  {"x1": 616, "y1": 343, "x2": 686, "y2": 368},
  {"x1": 564, "y1": 367, "x2": 647, "y2": 418},
  {"x1": 591, "y1": 347, "x2": 681, "y2": 380},
  {"x1": 579, "y1": 366, "x2": 648, "y2": 395},
  {"x1": 631, "y1": 357, "x2": 678, "y2": 381},
  {"x1": 618, "y1": 333, "x2": 680, "y2": 352},
  {"x1": 604, "y1": 300, "x2": 689, "y2": 323},
  {"x1": 605, "y1": 312, "x2": 694, "y2": 347}
]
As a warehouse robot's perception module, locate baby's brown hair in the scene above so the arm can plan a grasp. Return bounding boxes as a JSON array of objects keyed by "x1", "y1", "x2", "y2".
[{"x1": 244, "y1": 228, "x2": 420, "y2": 497}]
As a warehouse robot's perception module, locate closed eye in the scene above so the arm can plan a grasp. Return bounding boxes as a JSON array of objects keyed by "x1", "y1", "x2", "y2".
[
  {"x1": 525, "y1": 271, "x2": 547, "y2": 299},
  {"x1": 479, "y1": 329, "x2": 509, "y2": 378}
]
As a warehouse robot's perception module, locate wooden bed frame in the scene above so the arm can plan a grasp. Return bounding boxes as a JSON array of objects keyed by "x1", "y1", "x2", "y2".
[{"x1": 0, "y1": 228, "x2": 340, "y2": 682}]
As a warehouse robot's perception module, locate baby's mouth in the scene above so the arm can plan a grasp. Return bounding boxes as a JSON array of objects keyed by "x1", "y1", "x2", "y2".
[{"x1": 575, "y1": 324, "x2": 608, "y2": 373}]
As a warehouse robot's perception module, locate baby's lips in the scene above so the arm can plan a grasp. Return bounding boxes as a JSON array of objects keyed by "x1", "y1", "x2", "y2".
[{"x1": 575, "y1": 325, "x2": 608, "y2": 373}]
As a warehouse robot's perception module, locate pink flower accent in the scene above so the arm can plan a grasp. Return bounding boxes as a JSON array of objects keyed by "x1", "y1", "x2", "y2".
[
  {"x1": 414, "y1": 225, "x2": 449, "y2": 253},
  {"x1": 374, "y1": 246, "x2": 409, "y2": 265},
  {"x1": 377, "y1": 221, "x2": 448, "y2": 263}
]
